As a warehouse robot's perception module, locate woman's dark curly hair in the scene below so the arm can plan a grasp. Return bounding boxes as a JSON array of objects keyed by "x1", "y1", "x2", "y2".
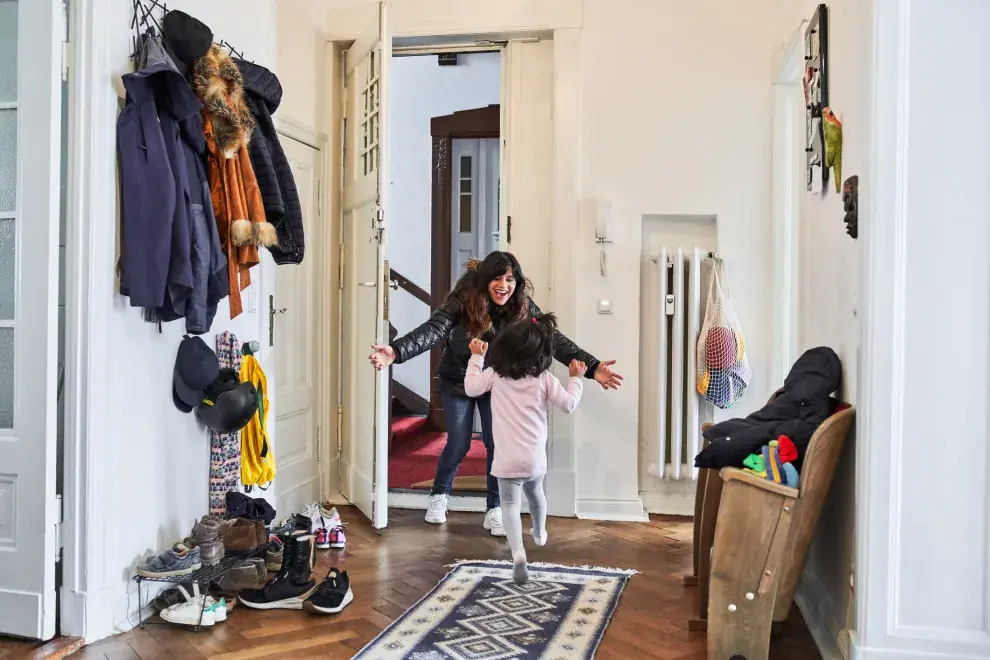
[
  {"x1": 487, "y1": 313, "x2": 558, "y2": 380},
  {"x1": 449, "y1": 251, "x2": 533, "y2": 338}
]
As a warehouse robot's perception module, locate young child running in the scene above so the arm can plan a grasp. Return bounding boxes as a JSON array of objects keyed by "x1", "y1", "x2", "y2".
[{"x1": 464, "y1": 313, "x2": 584, "y2": 584}]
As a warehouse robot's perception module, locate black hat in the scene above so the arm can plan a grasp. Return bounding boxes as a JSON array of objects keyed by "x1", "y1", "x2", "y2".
[
  {"x1": 173, "y1": 336, "x2": 220, "y2": 413},
  {"x1": 163, "y1": 10, "x2": 213, "y2": 67},
  {"x1": 196, "y1": 370, "x2": 258, "y2": 434}
]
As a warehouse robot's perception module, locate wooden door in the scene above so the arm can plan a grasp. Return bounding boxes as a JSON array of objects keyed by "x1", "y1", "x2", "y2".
[{"x1": 272, "y1": 136, "x2": 322, "y2": 517}]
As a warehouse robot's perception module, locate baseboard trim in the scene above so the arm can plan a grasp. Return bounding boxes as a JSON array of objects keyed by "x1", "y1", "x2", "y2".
[
  {"x1": 640, "y1": 489, "x2": 695, "y2": 516},
  {"x1": 851, "y1": 640, "x2": 990, "y2": 660},
  {"x1": 575, "y1": 498, "x2": 648, "y2": 522},
  {"x1": 795, "y1": 573, "x2": 845, "y2": 660}
]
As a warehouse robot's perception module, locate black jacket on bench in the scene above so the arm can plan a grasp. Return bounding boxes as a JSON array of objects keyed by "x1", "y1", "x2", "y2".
[{"x1": 694, "y1": 346, "x2": 842, "y2": 470}]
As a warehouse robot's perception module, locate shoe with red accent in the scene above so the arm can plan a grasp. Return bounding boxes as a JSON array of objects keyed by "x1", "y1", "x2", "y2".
[
  {"x1": 315, "y1": 527, "x2": 331, "y2": 550},
  {"x1": 328, "y1": 526, "x2": 346, "y2": 550}
]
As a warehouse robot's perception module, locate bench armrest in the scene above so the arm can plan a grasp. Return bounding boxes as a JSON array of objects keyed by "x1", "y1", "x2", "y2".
[{"x1": 720, "y1": 467, "x2": 800, "y2": 499}]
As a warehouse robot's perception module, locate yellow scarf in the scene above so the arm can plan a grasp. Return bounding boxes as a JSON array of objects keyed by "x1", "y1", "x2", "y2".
[{"x1": 239, "y1": 355, "x2": 275, "y2": 486}]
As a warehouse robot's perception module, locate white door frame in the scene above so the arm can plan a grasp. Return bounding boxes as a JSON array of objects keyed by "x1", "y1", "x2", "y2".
[{"x1": 770, "y1": 21, "x2": 806, "y2": 386}]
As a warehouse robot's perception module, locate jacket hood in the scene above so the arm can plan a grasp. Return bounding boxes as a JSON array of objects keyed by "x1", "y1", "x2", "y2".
[
  {"x1": 235, "y1": 59, "x2": 283, "y2": 114},
  {"x1": 192, "y1": 44, "x2": 256, "y2": 158},
  {"x1": 782, "y1": 346, "x2": 842, "y2": 400},
  {"x1": 123, "y1": 32, "x2": 202, "y2": 123}
]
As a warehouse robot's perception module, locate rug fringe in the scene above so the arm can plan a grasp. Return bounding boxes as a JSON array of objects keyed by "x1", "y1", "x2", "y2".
[{"x1": 445, "y1": 559, "x2": 639, "y2": 576}]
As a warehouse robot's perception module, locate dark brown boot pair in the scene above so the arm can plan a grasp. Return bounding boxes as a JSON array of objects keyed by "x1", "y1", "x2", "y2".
[{"x1": 224, "y1": 518, "x2": 267, "y2": 552}]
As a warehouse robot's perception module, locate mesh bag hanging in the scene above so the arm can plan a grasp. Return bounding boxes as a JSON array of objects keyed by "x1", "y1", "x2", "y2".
[{"x1": 696, "y1": 259, "x2": 751, "y2": 409}]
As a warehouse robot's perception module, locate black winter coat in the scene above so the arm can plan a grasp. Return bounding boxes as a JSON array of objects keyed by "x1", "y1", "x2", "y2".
[
  {"x1": 235, "y1": 59, "x2": 305, "y2": 265},
  {"x1": 391, "y1": 297, "x2": 600, "y2": 397},
  {"x1": 694, "y1": 346, "x2": 842, "y2": 470}
]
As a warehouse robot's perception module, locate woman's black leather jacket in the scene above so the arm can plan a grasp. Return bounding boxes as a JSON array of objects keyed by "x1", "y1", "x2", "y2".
[{"x1": 391, "y1": 297, "x2": 599, "y2": 397}]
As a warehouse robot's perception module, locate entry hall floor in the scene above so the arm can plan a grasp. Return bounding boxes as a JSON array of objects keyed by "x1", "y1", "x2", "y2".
[{"x1": 69, "y1": 507, "x2": 822, "y2": 659}]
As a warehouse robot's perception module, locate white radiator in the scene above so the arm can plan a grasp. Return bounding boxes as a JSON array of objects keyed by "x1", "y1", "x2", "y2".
[{"x1": 648, "y1": 246, "x2": 708, "y2": 481}]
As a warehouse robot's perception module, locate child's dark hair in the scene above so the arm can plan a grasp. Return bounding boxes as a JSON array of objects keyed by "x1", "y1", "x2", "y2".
[{"x1": 487, "y1": 312, "x2": 558, "y2": 380}]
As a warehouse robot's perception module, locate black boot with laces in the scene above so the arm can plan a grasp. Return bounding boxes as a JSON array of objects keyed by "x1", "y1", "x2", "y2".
[{"x1": 239, "y1": 531, "x2": 316, "y2": 610}]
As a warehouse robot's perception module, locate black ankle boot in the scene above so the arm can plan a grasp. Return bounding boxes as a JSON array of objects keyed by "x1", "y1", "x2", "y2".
[{"x1": 239, "y1": 531, "x2": 316, "y2": 610}]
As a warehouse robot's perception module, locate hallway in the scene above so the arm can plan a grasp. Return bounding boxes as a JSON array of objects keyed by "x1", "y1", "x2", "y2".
[{"x1": 67, "y1": 508, "x2": 821, "y2": 659}]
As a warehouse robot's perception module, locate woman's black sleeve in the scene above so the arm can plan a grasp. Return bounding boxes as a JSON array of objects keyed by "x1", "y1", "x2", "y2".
[
  {"x1": 391, "y1": 298, "x2": 460, "y2": 364},
  {"x1": 526, "y1": 298, "x2": 600, "y2": 379}
]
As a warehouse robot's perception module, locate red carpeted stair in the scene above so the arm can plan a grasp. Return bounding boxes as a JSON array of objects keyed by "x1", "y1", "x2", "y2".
[{"x1": 388, "y1": 417, "x2": 487, "y2": 489}]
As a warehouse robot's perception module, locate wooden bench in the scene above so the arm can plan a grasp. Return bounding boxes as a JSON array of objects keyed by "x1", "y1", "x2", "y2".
[{"x1": 683, "y1": 399, "x2": 855, "y2": 659}]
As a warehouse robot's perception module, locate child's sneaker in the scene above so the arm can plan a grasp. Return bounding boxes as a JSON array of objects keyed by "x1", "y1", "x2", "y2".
[
  {"x1": 315, "y1": 527, "x2": 331, "y2": 550},
  {"x1": 328, "y1": 525, "x2": 346, "y2": 549},
  {"x1": 136, "y1": 544, "x2": 201, "y2": 578},
  {"x1": 303, "y1": 569, "x2": 353, "y2": 615}
]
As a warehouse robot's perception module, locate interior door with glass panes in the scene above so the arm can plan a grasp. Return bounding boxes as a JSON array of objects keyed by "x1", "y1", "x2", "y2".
[
  {"x1": 0, "y1": 0, "x2": 64, "y2": 640},
  {"x1": 339, "y1": 1, "x2": 390, "y2": 528}
]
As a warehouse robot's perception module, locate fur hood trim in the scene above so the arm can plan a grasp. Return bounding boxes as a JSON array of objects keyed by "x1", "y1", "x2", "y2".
[{"x1": 192, "y1": 45, "x2": 255, "y2": 158}]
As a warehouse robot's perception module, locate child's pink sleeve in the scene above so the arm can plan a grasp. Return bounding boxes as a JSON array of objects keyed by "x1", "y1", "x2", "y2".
[
  {"x1": 543, "y1": 372, "x2": 583, "y2": 413},
  {"x1": 464, "y1": 354, "x2": 497, "y2": 397}
]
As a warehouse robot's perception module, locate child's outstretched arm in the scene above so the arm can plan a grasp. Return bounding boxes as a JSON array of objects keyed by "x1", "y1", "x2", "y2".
[
  {"x1": 543, "y1": 360, "x2": 585, "y2": 413},
  {"x1": 464, "y1": 339, "x2": 496, "y2": 397}
]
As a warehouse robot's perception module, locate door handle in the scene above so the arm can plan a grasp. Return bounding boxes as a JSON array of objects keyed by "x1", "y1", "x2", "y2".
[
  {"x1": 358, "y1": 281, "x2": 377, "y2": 287},
  {"x1": 267, "y1": 295, "x2": 286, "y2": 347},
  {"x1": 388, "y1": 279, "x2": 399, "y2": 290}
]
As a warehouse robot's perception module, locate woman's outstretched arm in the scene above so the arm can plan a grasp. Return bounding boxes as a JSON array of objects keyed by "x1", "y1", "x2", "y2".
[{"x1": 390, "y1": 297, "x2": 460, "y2": 364}]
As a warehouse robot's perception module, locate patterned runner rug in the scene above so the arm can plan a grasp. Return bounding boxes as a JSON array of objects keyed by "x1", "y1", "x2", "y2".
[{"x1": 354, "y1": 560, "x2": 636, "y2": 660}]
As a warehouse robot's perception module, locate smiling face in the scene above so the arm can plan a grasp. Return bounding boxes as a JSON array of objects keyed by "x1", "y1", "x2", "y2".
[{"x1": 487, "y1": 269, "x2": 517, "y2": 306}]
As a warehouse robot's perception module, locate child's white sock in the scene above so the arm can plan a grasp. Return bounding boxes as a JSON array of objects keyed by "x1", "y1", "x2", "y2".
[{"x1": 530, "y1": 528, "x2": 547, "y2": 546}]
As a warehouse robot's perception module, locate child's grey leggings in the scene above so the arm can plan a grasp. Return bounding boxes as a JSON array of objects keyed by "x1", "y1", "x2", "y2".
[{"x1": 497, "y1": 475, "x2": 547, "y2": 563}]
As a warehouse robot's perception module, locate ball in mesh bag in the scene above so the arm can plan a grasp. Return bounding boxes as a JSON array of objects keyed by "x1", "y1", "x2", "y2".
[
  {"x1": 705, "y1": 326, "x2": 738, "y2": 370},
  {"x1": 705, "y1": 368, "x2": 733, "y2": 409},
  {"x1": 697, "y1": 369, "x2": 710, "y2": 397}
]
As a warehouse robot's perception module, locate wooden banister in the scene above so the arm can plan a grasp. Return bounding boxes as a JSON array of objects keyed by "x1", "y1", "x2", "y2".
[{"x1": 391, "y1": 269, "x2": 431, "y2": 306}]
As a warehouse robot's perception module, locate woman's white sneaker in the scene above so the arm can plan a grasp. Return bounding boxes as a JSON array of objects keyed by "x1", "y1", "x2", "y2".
[
  {"x1": 483, "y1": 507, "x2": 505, "y2": 536},
  {"x1": 425, "y1": 494, "x2": 449, "y2": 524}
]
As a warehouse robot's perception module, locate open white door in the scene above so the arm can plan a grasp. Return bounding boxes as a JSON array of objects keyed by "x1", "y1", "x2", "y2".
[
  {"x1": 500, "y1": 39, "x2": 553, "y2": 308},
  {"x1": 340, "y1": 1, "x2": 390, "y2": 528},
  {"x1": 273, "y1": 136, "x2": 323, "y2": 517},
  {"x1": 0, "y1": 0, "x2": 63, "y2": 640}
]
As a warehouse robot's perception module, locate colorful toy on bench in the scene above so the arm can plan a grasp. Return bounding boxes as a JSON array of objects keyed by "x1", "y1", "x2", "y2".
[
  {"x1": 763, "y1": 440, "x2": 800, "y2": 488},
  {"x1": 742, "y1": 452, "x2": 766, "y2": 477}
]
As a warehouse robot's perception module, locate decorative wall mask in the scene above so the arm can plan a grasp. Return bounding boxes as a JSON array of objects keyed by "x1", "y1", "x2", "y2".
[{"x1": 842, "y1": 175, "x2": 858, "y2": 239}]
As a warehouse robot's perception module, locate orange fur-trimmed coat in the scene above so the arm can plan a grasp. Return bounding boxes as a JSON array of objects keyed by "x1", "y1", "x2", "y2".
[{"x1": 192, "y1": 45, "x2": 277, "y2": 319}]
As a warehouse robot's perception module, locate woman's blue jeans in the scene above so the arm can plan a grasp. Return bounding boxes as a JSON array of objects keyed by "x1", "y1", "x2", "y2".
[{"x1": 431, "y1": 392, "x2": 499, "y2": 510}]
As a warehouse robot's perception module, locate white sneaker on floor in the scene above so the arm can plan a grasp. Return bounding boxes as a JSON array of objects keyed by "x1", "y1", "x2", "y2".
[
  {"x1": 425, "y1": 494, "x2": 449, "y2": 524},
  {"x1": 160, "y1": 596, "x2": 218, "y2": 627},
  {"x1": 483, "y1": 507, "x2": 505, "y2": 536}
]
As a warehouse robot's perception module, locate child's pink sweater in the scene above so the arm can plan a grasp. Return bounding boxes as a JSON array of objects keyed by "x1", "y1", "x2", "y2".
[{"x1": 464, "y1": 354, "x2": 583, "y2": 478}]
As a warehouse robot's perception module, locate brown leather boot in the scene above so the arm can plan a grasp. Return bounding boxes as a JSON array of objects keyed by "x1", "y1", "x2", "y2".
[{"x1": 225, "y1": 519, "x2": 261, "y2": 552}]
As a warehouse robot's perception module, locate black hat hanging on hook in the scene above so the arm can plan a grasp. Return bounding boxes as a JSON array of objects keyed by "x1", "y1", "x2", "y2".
[{"x1": 163, "y1": 9, "x2": 214, "y2": 66}]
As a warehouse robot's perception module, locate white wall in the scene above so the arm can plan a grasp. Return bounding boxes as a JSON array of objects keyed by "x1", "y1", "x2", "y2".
[
  {"x1": 387, "y1": 53, "x2": 500, "y2": 399},
  {"x1": 573, "y1": 0, "x2": 776, "y2": 517},
  {"x1": 856, "y1": 2, "x2": 990, "y2": 659},
  {"x1": 769, "y1": 1, "x2": 872, "y2": 656},
  {"x1": 78, "y1": 0, "x2": 279, "y2": 638}
]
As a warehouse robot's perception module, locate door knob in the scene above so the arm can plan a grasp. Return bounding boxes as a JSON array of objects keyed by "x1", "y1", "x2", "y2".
[{"x1": 389, "y1": 279, "x2": 399, "y2": 290}]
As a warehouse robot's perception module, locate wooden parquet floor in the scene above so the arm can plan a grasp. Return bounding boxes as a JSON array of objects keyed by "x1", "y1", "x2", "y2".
[{"x1": 64, "y1": 507, "x2": 821, "y2": 659}]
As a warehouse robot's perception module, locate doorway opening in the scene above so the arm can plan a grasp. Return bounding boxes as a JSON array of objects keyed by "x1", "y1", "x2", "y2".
[{"x1": 385, "y1": 51, "x2": 501, "y2": 499}]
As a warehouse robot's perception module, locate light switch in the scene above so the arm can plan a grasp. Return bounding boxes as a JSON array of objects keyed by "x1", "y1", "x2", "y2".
[{"x1": 598, "y1": 300, "x2": 612, "y2": 315}]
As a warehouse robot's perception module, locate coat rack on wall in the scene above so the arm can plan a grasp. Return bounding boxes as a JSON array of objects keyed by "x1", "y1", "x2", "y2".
[{"x1": 129, "y1": 0, "x2": 250, "y2": 63}]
